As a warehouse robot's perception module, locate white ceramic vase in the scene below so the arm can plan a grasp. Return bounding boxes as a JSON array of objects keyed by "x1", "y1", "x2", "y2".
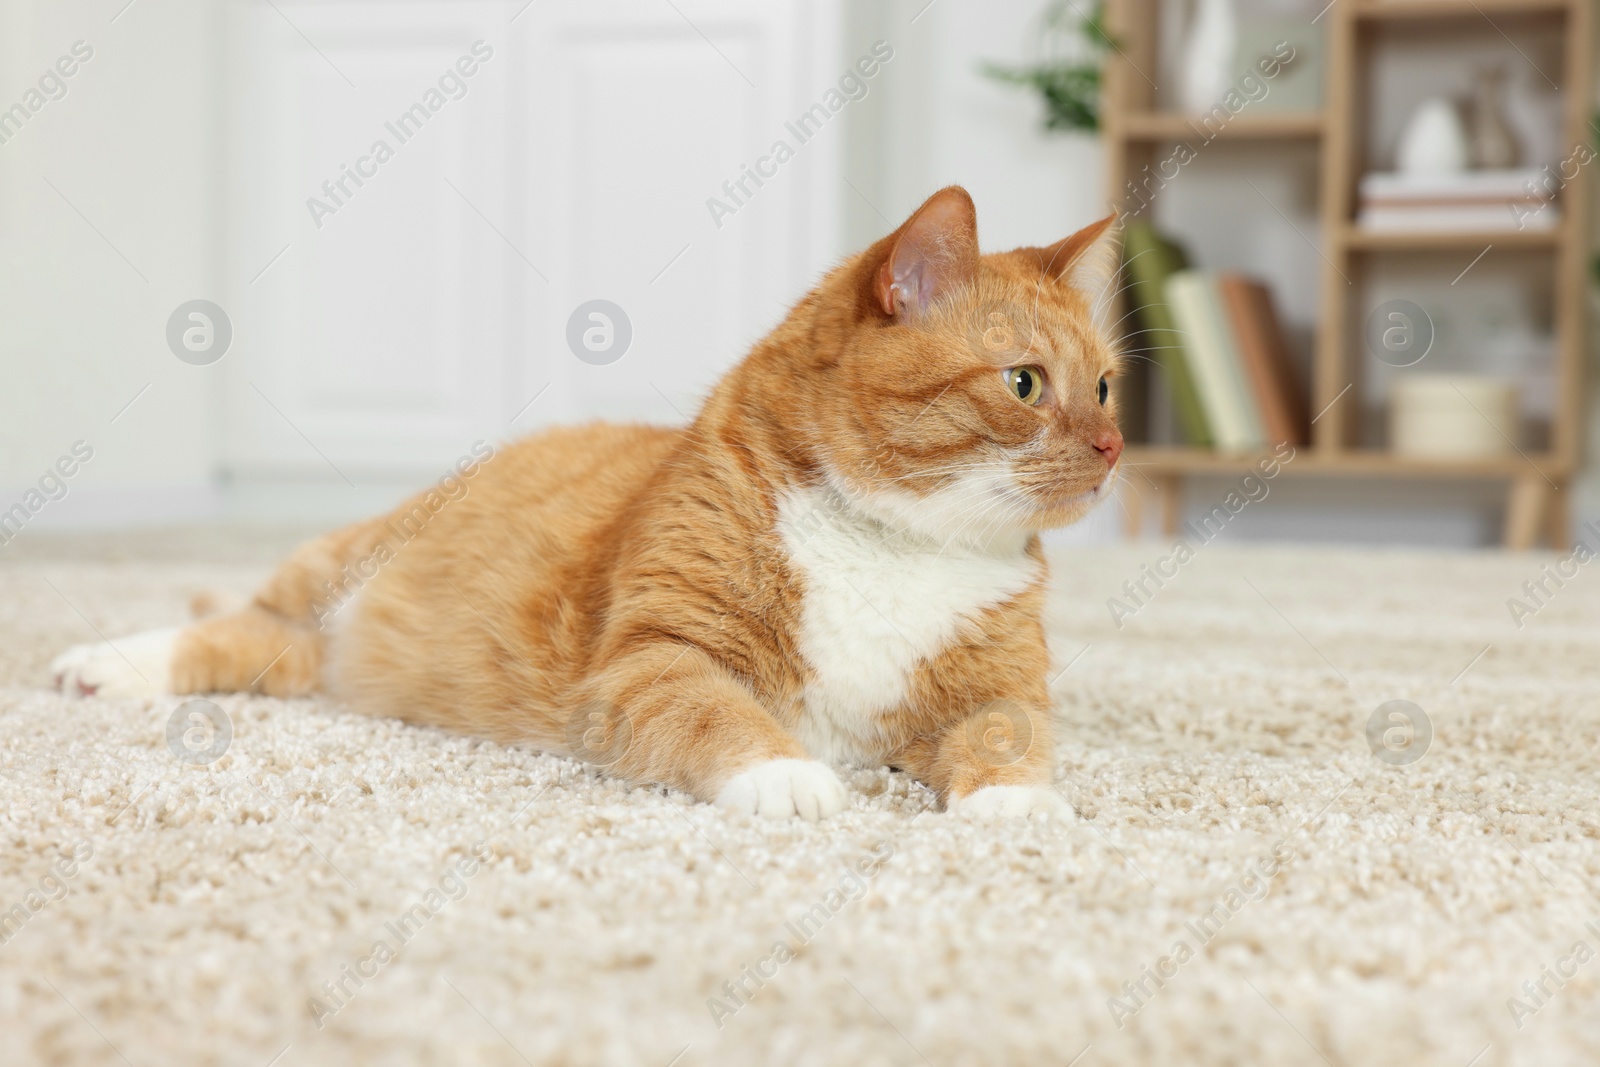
[
  {"x1": 1397, "y1": 98, "x2": 1470, "y2": 175},
  {"x1": 1179, "y1": 0, "x2": 1237, "y2": 114}
]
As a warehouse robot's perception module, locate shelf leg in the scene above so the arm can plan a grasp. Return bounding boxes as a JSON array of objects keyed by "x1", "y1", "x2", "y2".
[
  {"x1": 1120, "y1": 471, "x2": 1180, "y2": 540},
  {"x1": 1120, "y1": 480, "x2": 1144, "y2": 540},
  {"x1": 1158, "y1": 475, "x2": 1181, "y2": 539},
  {"x1": 1504, "y1": 476, "x2": 1550, "y2": 551},
  {"x1": 1546, "y1": 483, "x2": 1572, "y2": 552}
]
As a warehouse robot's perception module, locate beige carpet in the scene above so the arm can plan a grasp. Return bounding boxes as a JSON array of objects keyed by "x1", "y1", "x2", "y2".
[{"x1": 3, "y1": 530, "x2": 1599, "y2": 1066}]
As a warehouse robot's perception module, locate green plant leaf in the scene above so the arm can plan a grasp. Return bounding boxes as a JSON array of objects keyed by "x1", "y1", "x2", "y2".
[{"x1": 981, "y1": 1, "x2": 1114, "y2": 134}]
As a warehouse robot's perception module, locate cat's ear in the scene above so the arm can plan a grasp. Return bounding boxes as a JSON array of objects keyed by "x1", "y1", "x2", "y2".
[
  {"x1": 1024, "y1": 213, "x2": 1122, "y2": 322},
  {"x1": 873, "y1": 186, "x2": 980, "y2": 318}
]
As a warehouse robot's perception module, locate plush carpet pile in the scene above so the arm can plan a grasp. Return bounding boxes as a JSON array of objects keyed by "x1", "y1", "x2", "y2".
[{"x1": 2, "y1": 530, "x2": 1598, "y2": 1066}]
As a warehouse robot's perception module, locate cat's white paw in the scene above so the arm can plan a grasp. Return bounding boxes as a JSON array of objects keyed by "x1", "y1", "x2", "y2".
[
  {"x1": 948, "y1": 784, "x2": 1073, "y2": 820},
  {"x1": 51, "y1": 627, "x2": 179, "y2": 699},
  {"x1": 716, "y1": 759, "x2": 849, "y2": 821}
]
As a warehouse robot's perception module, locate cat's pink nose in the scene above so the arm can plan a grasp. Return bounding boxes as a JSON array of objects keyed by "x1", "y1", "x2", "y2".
[{"x1": 1093, "y1": 428, "x2": 1123, "y2": 467}]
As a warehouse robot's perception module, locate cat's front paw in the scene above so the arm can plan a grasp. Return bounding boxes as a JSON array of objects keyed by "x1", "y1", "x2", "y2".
[
  {"x1": 715, "y1": 759, "x2": 849, "y2": 821},
  {"x1": 51, "y1": 628, "x2": 178, "y2": 699},
  {"x1": 948, "y1": 784, "x2": 1073, "y2": 820}
]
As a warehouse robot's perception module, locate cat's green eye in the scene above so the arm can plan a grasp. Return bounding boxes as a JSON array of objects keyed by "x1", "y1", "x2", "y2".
[
  {"x1": 1097, "y1": 376, "x2": 1109, "y2": 405},
  {"x1": 1003, "y1": 365, "x2": 1045, "y2": 406}
]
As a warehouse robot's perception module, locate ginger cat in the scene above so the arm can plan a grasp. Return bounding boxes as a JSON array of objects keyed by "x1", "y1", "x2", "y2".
[{"x1": 53, "y1": 187, "x2": 1124, "y2": 821}]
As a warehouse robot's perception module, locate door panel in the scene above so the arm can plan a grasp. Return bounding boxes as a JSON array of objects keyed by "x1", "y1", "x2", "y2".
[{"x1": 226, "y1": 0, "x2": 841, "y2": 483}]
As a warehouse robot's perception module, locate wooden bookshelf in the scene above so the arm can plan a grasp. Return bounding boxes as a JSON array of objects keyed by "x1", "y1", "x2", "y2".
[
  {"x1": 1353, "y1": 0, "x2": 1571, "y2": 20},
  {"x1": 1101, "y1": 0, "x2": 1592, "y2": 548},
  {"x1": 1336, "y1": 226, "x2": 1565, "y2": 250},
  {"x1": 1124, "y1": 445, "x2": 1565, "y2": 478},
  {"x1": 1122, "y1": 111, "x2": 1324, "y2": 140}
]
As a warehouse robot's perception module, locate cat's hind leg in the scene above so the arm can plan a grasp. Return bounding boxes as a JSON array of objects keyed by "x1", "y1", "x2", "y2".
[
  {"x1": 52, "y1": 515, "x2": 391, "y2": 699},
  {"x1": 53, "y1": 606, "x2": 324, "y2": 699},
  {"x1": 52, "y1": 626, "x2": 188, "y2": 699}
]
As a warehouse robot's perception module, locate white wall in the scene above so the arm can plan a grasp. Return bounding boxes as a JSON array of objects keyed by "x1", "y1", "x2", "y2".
[{"x1": 0, "y1": 0, "x2": 227, "y2": 526}]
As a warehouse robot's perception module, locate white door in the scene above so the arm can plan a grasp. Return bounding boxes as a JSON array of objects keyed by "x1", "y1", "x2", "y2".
[
  {"x1": 223, "y1": 0, "x2": 843, "y2": 497},
  {"x1": 511, "y1": 0, "x2": 843, "y2": 429}
]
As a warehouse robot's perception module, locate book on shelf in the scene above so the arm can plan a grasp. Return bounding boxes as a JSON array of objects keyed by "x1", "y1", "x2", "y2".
[
  {"x1": 1166, "y1": 271, "x2": 1265, "y2": 451},
  {"x1": 1121, "y1": 222, "x2": 1213, "y2": 448},
  {"x1": 1218, "y1": 274, "x2": 1310, "y2": 447},
  {"x1": 1355, "y1": 168, "x2": 1557, "y2": 233},
  {"x1": 1162, "y1": 269, "x2": 1309, "y2": 451}
]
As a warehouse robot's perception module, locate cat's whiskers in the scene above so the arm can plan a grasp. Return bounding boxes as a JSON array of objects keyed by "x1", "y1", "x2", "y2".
[
  {"x1": 890, "y1": 474, "x2": 1010, "y2": 542},
  {"x1": 1096, "y1": 274, "x2": 1147, "y2": 320},
  {"x1": 1106, "y1": 301, "x2": 1159, "y2": 335},
  {"x1": 923, "y1": 472, "x2": 1035, "y2": 557},
  {"x1": 1110, "y1": 483, "x2": 1136, "y2": 528},
  {"x1": 885, "y1": 460, "x2": 1006, "y2": 484},
  {"x1": 936, "y1": 490, "x2": 1031, "y2": 560},
  {"x1": 857, "y1": 469, "x2": 1013, "y2": 550}
]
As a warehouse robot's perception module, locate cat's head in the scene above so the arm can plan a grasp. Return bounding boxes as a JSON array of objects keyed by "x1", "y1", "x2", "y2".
[{"x1": 806, "y1": 186, "x2": 1125, "y2": 550}]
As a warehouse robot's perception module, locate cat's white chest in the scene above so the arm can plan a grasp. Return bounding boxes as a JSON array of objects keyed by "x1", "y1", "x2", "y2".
[{"x1": 776, "y1": 486, "x2": 1040, "y2": 764}]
